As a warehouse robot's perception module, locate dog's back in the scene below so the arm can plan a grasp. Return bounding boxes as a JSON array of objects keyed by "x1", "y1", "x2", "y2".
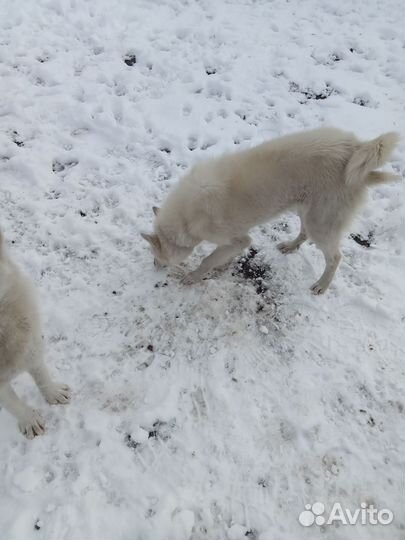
[
  {"x1": 179, "y1": 128, "x2": 398, "y2": 235},
  {"x1": 166, "y1": 129, "x2": 358, "y2": 239},
  {"x1": 152, "y1": 127, "x2": 398, "y2": 259}
]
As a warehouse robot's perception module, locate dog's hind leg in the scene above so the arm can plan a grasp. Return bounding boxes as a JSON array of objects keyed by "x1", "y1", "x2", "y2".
[
  {"x1": 310, "y1": 239, "x2": 342, "y2": 294},
  {"x1": 277, "y1": 218, "x2": 307, "y2": 254},
  {"x1": 181, "y1": 235, "x2": 251, "y2": 284},
  {"x1": 0, "y1": 383, "x2": 45, "y2": 438},
  {"x1": 303, "y1": 201, "x2": 347, "y2": 294},
  {"x1": 28, "y1": 350, "x2": 71, "y2": 405}
]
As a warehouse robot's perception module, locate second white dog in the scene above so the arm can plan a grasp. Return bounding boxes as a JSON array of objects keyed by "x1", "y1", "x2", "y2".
[
  {"x1": 0, "y1": 231, "x2": 71, "y2": 438},
  {"x1": 142, "y1": 127, "x2": 399, "y2": 294}
]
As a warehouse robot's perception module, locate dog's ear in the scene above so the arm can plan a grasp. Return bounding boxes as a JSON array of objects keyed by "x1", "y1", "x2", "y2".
[
  {"x1": 141, "y1": 232, "x2": 161, "y2": 249},
  {"x1": 152, "y1": 206, "x2": 160, "y2": 216}
]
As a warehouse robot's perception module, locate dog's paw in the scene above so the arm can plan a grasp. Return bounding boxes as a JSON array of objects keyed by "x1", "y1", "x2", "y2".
[
  {"x1": 43, "y1": 383, "x2": 71, "y2": 405},
  {"x1": 180, "y1": 271, "x2": 202, "y2": 285},
  {"x1": 169, "y1": 266, "x2": 202, "y2": 285},
  {"x1": 169, "y1": 266, "x2": 186, "y2": 279},
  {"x1": 19, "y1": 410, "x2": 45, "y2": 439},
  {"x1": 277, "y1": 241, "x2": 297, "y2": 254},
  {"x1": 310, "y1": 280, "x2": 329, "y2": 295}
]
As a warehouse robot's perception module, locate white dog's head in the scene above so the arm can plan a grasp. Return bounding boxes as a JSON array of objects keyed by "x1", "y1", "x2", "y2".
[{"x1": 141, "y1": 207, "x2": 193, "y2": 267}]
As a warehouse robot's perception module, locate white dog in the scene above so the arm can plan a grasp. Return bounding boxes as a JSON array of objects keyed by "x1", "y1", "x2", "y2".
[
  {"x1": 0, "y1": 231, "x2": 71, "y2": 438},
  {"x1": 142, "y1": 127, "x2": 399, "y2": 294}
]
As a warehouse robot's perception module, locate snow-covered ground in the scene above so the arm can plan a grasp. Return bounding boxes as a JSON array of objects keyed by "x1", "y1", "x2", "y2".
[{"x1": 1, "y1": 0, "x2": 404, "y2": 538}]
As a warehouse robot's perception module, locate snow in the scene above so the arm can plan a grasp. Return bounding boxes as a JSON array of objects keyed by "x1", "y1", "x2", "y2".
[{"x1": 0, "y1": 0, "x2": 404, "y2": 539}]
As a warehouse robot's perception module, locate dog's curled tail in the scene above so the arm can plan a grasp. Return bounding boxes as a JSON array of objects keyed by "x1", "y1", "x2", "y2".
[{"x1": 345, "y1": 132, "x2": 400, "y2": 186}]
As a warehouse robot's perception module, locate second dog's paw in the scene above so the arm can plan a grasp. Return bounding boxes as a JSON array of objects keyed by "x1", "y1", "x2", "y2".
[
  {"x1": 44, "y1": 383, "x2": 71, "y2": 405},
  {"x1": 19, "y1": 410, "x2": 45, "y2": 439}
]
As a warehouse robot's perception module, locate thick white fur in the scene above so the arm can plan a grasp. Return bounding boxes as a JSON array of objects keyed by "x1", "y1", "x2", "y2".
[
  {"x1": 0, "y1": 232, "x2": 71, "y2": 438},
  {"x1": 143, "y1": 127, "x2": 399, "y2": 293}
]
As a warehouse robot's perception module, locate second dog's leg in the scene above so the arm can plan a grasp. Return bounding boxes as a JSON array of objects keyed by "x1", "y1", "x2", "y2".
[
  {"x1": 181, "y1": 236, "x2": 251, "y2": 284},
  {"x1": 0, "y1": 383, "x2": 45, "y2": 438},
  {"x1": 29, "y1": 354, "x2": 71, "y2": 405},
  {"x1": 277, "y1": 220, "x2": 307, "y2": 253}
]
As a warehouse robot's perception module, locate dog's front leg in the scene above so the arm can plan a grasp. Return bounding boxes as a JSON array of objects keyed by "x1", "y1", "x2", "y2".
[
  {"x1": 181, "y1": 236, "x2": 251, "y2": 284},
  {"x1": 28, "y1": 350, "x2": 71, "y2": 405},
  {"x1": 0, "y1": 383, "x2": 45, "y2": 438}
]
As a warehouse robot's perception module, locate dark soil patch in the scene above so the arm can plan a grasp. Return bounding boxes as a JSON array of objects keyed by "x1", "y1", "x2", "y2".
[
  {"x1": 289, "y1": 81, "x2": 334, "y2": 101},
  {"x1": 124, "y1": 433, "x2": 140, "y2": 450},
  {"x1": 350, "y1": 231, "x2": 374, "y2": 248},
  {"x1": 353, "y1": 96, "x2": 368, "y2": 107},
  {"x1": 11, "y1": 130, "x2": 24, "y2": 147},
  {"x1": 367, "y1": 415, "x2": 375, "y2": 427},
  {"x1": 124, "y1": 54, "x2": 137, "y2": 66},
  {"x1": 52, "y1": 159, "x2": 78, "y2": 173},
  {"x1": 233, "y1": 247, "x2": 271, "y2": 294},
  {"x1": 147, "y1": 419, "x2": 175, "y2": 441},
  {"x1": 154, "y1": 281, "x2": 168, "y2": 288}
]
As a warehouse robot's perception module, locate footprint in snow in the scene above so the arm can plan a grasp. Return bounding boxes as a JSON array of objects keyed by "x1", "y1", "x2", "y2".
[{"x1": 52, "y1": 159, "x2": 78, "y2": 174}]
